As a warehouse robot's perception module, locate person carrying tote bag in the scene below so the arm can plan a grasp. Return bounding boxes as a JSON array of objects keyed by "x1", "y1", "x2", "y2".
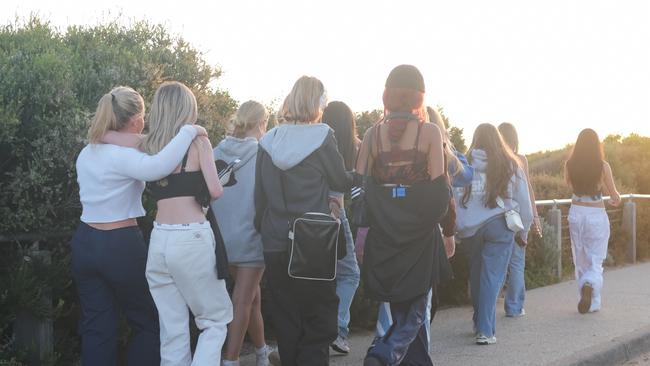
[
  {"x1": 454, "y1": 123, "x2": 533, "y2": 346},
  {"x1": 254, "y1": 76, "x2": 353, "y2": 366}
]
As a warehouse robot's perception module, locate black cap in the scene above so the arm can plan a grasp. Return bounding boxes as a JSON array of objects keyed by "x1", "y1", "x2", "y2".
[{"x1": 385, "y1": 64, "x2": 425, "y2": 92}]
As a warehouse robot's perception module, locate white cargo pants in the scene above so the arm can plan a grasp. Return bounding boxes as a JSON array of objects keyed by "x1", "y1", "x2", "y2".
[
  {"x1": 146, "y1": 222, "x2": 233, "y2": 366},
  {"x1": 568, "y1": 205, "x2": 610, "y2": 312}
]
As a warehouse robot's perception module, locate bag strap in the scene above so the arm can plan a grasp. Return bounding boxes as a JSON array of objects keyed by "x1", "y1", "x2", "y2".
[{"x1": 495, "y1": 196, "x2": 505, "y2": 210}]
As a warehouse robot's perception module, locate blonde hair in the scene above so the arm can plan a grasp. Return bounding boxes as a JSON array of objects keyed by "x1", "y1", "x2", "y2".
[
  {"x1": 280, "y1": 76, "x2": 326, "y2": 123},
  {"x1": 427, "y1": 106, "x2": 463, "y2": 176},
  {"x1": 88, "y1": 86, "x2": 144, "y2": 143},
  {"x1": 231, "y1": 100, "x2": 268, "y2": 138},
  {"x1": 141, "y1": 81, "x2": 198, "y2": 155}
]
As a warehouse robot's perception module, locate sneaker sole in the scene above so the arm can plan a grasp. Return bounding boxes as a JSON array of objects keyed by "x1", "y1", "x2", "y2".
[
  {"x1": 330, "y1": 344, "x2": 350, "y2": 354},
  {"x1": 476, "y1": 339, "x2": 497, "y2": 345},
  {"x1": 578, "y1": 284, "x2": 593, "y2": 314}
]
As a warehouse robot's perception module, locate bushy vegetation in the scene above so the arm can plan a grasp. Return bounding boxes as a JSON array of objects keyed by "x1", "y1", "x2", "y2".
[{"x1": 0, "y1": 17, "x2": 236, "y2": 364}]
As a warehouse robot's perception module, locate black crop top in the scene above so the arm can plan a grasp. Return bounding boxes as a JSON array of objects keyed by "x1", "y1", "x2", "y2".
[{"x1": 147, "y1": 151, "x2": 211, "y2": 207}]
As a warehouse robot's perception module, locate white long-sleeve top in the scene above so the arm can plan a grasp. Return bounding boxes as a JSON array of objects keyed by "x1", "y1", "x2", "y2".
[{"x1": 77, "y1": 125, "x2": 197, "y2": 223}]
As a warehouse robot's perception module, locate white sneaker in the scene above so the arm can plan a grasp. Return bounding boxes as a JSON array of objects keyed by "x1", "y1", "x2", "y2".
[
  {"x1": 505, "y1": 309, "x2": 526, "y2": 318},
  {"x1": 256, "y1": 345, "x2": 277, "y2": 366},
  {"x1": 331, "y1": 335, "x2": 351, "y2": 354},
  {"x1": 475, "y1": 334, "x2": 497, "y2": 345}
]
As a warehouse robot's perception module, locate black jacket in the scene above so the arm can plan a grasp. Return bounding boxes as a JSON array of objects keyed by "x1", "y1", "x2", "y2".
[
  {"x1": 254, "y1": 124, "x2": 353, "y2": 253},
  {"x1": 362, "y1": 175, "x2": 451, "y2": 302}
]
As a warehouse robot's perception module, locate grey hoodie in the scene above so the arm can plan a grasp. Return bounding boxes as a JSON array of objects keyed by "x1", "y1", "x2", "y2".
[
  {"x1": 211, "y1": 136, "x2": 264, "y2": 264},
  {"x1": 254, "y1": 123, "x2": 353, "y2": 252},
  {"x1": 453, "y1": 149, "x2": 533, "y2": 240},
  {"x1": 258, "y1": 123, "x2": 330, "y2": 170}
]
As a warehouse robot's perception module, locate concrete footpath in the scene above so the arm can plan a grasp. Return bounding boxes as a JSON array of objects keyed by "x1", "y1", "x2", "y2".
[{"x1": 242, "y1": 262, "x2": 650, "y2": 366}]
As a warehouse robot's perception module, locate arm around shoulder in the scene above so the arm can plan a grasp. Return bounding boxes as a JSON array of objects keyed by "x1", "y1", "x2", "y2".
[{"x1": 116, "y1": 124, "x2": 198, "y2": 181}]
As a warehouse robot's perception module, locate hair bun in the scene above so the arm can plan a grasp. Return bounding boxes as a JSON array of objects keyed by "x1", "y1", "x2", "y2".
[{"x1": 385, "y1": 64, "x2": 425, "y2": 92}]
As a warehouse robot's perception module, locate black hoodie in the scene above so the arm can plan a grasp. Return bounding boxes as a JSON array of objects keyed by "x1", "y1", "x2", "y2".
[{"x1": 254, "y1": 123, "x2": 353, "y2": 253}]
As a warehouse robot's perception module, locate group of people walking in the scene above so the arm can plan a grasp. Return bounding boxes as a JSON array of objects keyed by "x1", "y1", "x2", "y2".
[{"x1": 72, "y1": 64, "x2": 621, "y2": 366}]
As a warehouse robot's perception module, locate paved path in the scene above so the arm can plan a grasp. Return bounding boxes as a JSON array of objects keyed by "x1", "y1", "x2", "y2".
[
  {"x1": 622, "y1": 351, "x2": 650, "y2": 366},
  {"x1": 242, "y1": 262, "x2": 650, "y2": 365}
]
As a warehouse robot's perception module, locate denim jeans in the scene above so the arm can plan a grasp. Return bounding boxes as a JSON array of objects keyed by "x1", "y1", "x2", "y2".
[
  {"x1": 71, "y1": 223, "x2": 160, "y2": 366},
  {"x1": 377, "y1": 289, "x2": 432, "y2": 353},
  {"x1": 335, "y1": 209, "x2": 360, "y2": 338},
  {"x1": 368, "y1": 293, "x2": 432, "y2": 366},
  {"x1": 504, "y1": 243, "x2": 526, "y2": 316},
  {"x1": 467, "y1": 217, "x2": 515, "y2": 338}
]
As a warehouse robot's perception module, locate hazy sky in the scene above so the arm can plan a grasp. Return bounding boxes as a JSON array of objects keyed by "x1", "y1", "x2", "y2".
[{"x1": 3, "y1": 0, "x2": 649, "y2": 153}]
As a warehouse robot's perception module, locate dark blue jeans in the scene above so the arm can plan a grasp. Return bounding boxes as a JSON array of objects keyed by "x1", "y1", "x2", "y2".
[
  {"x1": 368, "y1": 293, "x2": 432, "y2": 366},
  {"x1": 71, "y1": 223, "x2": 160, "y2": 366}
]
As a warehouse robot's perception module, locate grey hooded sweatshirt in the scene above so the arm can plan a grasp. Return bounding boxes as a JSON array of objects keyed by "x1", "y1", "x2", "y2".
[
  {"x1": 254, "y1": 123, "x2": 353, "y2": 253},
  {"x1": 453, "y1": 149, "x2": 533, "y2": 240},
  {"x1": 211, "y1": 136, "x2": 264, "y2": 264}
]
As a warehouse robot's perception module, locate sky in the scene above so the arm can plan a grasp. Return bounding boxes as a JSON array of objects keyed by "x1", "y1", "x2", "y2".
[{"x1": 2, "y1": 0, "x2": 649, "y2": 153}]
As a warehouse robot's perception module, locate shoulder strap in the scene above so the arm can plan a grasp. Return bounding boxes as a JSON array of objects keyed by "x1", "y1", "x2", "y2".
[
  {"x1": 272, "y1": 129, "x2": 292, "y2": 228},
  {"x1": 412, "y1": 121, "x2": 424, "y2": 166},
  {"x1": 495, "y1": 196, "x2": 506, "y2": 210},
  {"x1": 414, "y1": 121, "x2": 423, "y2": 150},
  {"x1": 375, "y1": 123, "x2": 384, "y2": 155},
  {"x1": 180, "y1": 149, "x2": 190, "y2": 173}
]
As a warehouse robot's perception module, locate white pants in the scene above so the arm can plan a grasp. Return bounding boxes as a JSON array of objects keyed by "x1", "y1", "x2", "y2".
[
  {"x1": 146, "y1": 222, "x2": 233, "y2": 366},
  {"x1": 568, "y1": 205, "x2": 610, "y2": 312}
]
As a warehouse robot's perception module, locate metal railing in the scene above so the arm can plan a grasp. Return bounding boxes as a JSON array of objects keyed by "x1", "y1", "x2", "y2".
[
  {"x1": 536, "y1": 193, "x2": 650, "y2": 207},
  {"x1": 535, "y1": 193, "x2": 649, "y2": 279}
]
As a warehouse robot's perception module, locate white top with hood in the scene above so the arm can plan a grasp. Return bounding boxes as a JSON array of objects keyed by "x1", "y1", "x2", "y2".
[{"x1": 453, "y1": 149, "x2": 533, "y2": 240}]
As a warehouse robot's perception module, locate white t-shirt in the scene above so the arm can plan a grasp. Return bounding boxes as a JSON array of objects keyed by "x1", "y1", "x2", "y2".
[{"x1": 76, "y1": 125, "x2": 197, "y2": 223}]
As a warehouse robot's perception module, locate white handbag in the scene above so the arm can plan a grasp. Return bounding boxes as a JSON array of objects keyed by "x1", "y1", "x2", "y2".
[{"x1": 496, "y1": 196, "x2": 524, "y2": 233}]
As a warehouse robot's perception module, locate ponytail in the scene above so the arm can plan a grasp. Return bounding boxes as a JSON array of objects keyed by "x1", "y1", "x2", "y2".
[
  {"x1": 87, "y1": 86, "x2": 144, "y2": 143},
  {"x1": 231, "y1": 100, "x2": 268, "y2": 138}
]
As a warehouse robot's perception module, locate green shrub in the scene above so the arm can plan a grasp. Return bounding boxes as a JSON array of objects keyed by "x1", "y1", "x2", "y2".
[{"x1": 0, "y1": 16, "x2": 237, "y2": 365}]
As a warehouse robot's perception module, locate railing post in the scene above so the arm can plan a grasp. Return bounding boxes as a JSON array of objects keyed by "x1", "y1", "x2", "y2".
[
  {"x1": 546, "y1": 203, "x2": 563, "y2": 279},
  {"x1": 622, "y1": 199, "x2": 637, "y2": 264}
]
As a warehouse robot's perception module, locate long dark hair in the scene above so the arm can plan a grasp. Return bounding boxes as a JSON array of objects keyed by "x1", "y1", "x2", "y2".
[
  {"x1": 322, "y1": 101, "x2": 358, "y2": 170},
  {"x1": 498, "y1": 122, "x2": 519, "y2": 154},
  {"x1": 566, "y1": 128, "x2": 604, "y2": 195},
  {"x1": 463, "y1": 123, "x2": 520, "y2": 208}
]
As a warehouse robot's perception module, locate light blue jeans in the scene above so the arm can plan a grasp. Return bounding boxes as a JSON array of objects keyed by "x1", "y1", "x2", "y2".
[
  {"x1": 468, "y1": 217, "x2": 515, "y2": 338},
  {"x1": 336, "y1": 209, "x2": 360, "y2": 338},
  {"x1": 505, "y1": 243, "x2": 526, "y2": 316}
]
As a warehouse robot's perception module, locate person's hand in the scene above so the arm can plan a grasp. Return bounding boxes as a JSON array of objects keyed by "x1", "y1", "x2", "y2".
[
  {"x1": 329, "y1": 200, "x2": 341, "y2": 220},
  {"x1": 193, "y1": 125, "x2": 208, "y2": 137},
  {"x1": 608, "y1": 193, "x2": 622, "y2": 207},
  {"x1": 444, "y1": 235, "x2": 456, "y2": 259},
  {"x1": 515, "y1": 234, "x2": 527, "y2": 248},
  {"x1": 533, "y1": 216, "x2": 542, "y2": 238}
]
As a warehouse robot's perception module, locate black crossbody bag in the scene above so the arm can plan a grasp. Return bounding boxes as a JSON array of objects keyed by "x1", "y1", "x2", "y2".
[{"x1": 279, "y1": 171, "x2": 342, "y2": 281}]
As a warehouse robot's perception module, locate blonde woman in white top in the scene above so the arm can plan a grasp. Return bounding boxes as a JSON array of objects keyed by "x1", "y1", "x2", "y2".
[{"x1": 73, "y1": 86, "x2": 205, "y2": 366}]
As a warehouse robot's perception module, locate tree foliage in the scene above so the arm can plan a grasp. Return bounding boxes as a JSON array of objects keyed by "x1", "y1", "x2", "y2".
[{"x1": 0, "y1": 17, "x2": 237, "y2": 234}]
